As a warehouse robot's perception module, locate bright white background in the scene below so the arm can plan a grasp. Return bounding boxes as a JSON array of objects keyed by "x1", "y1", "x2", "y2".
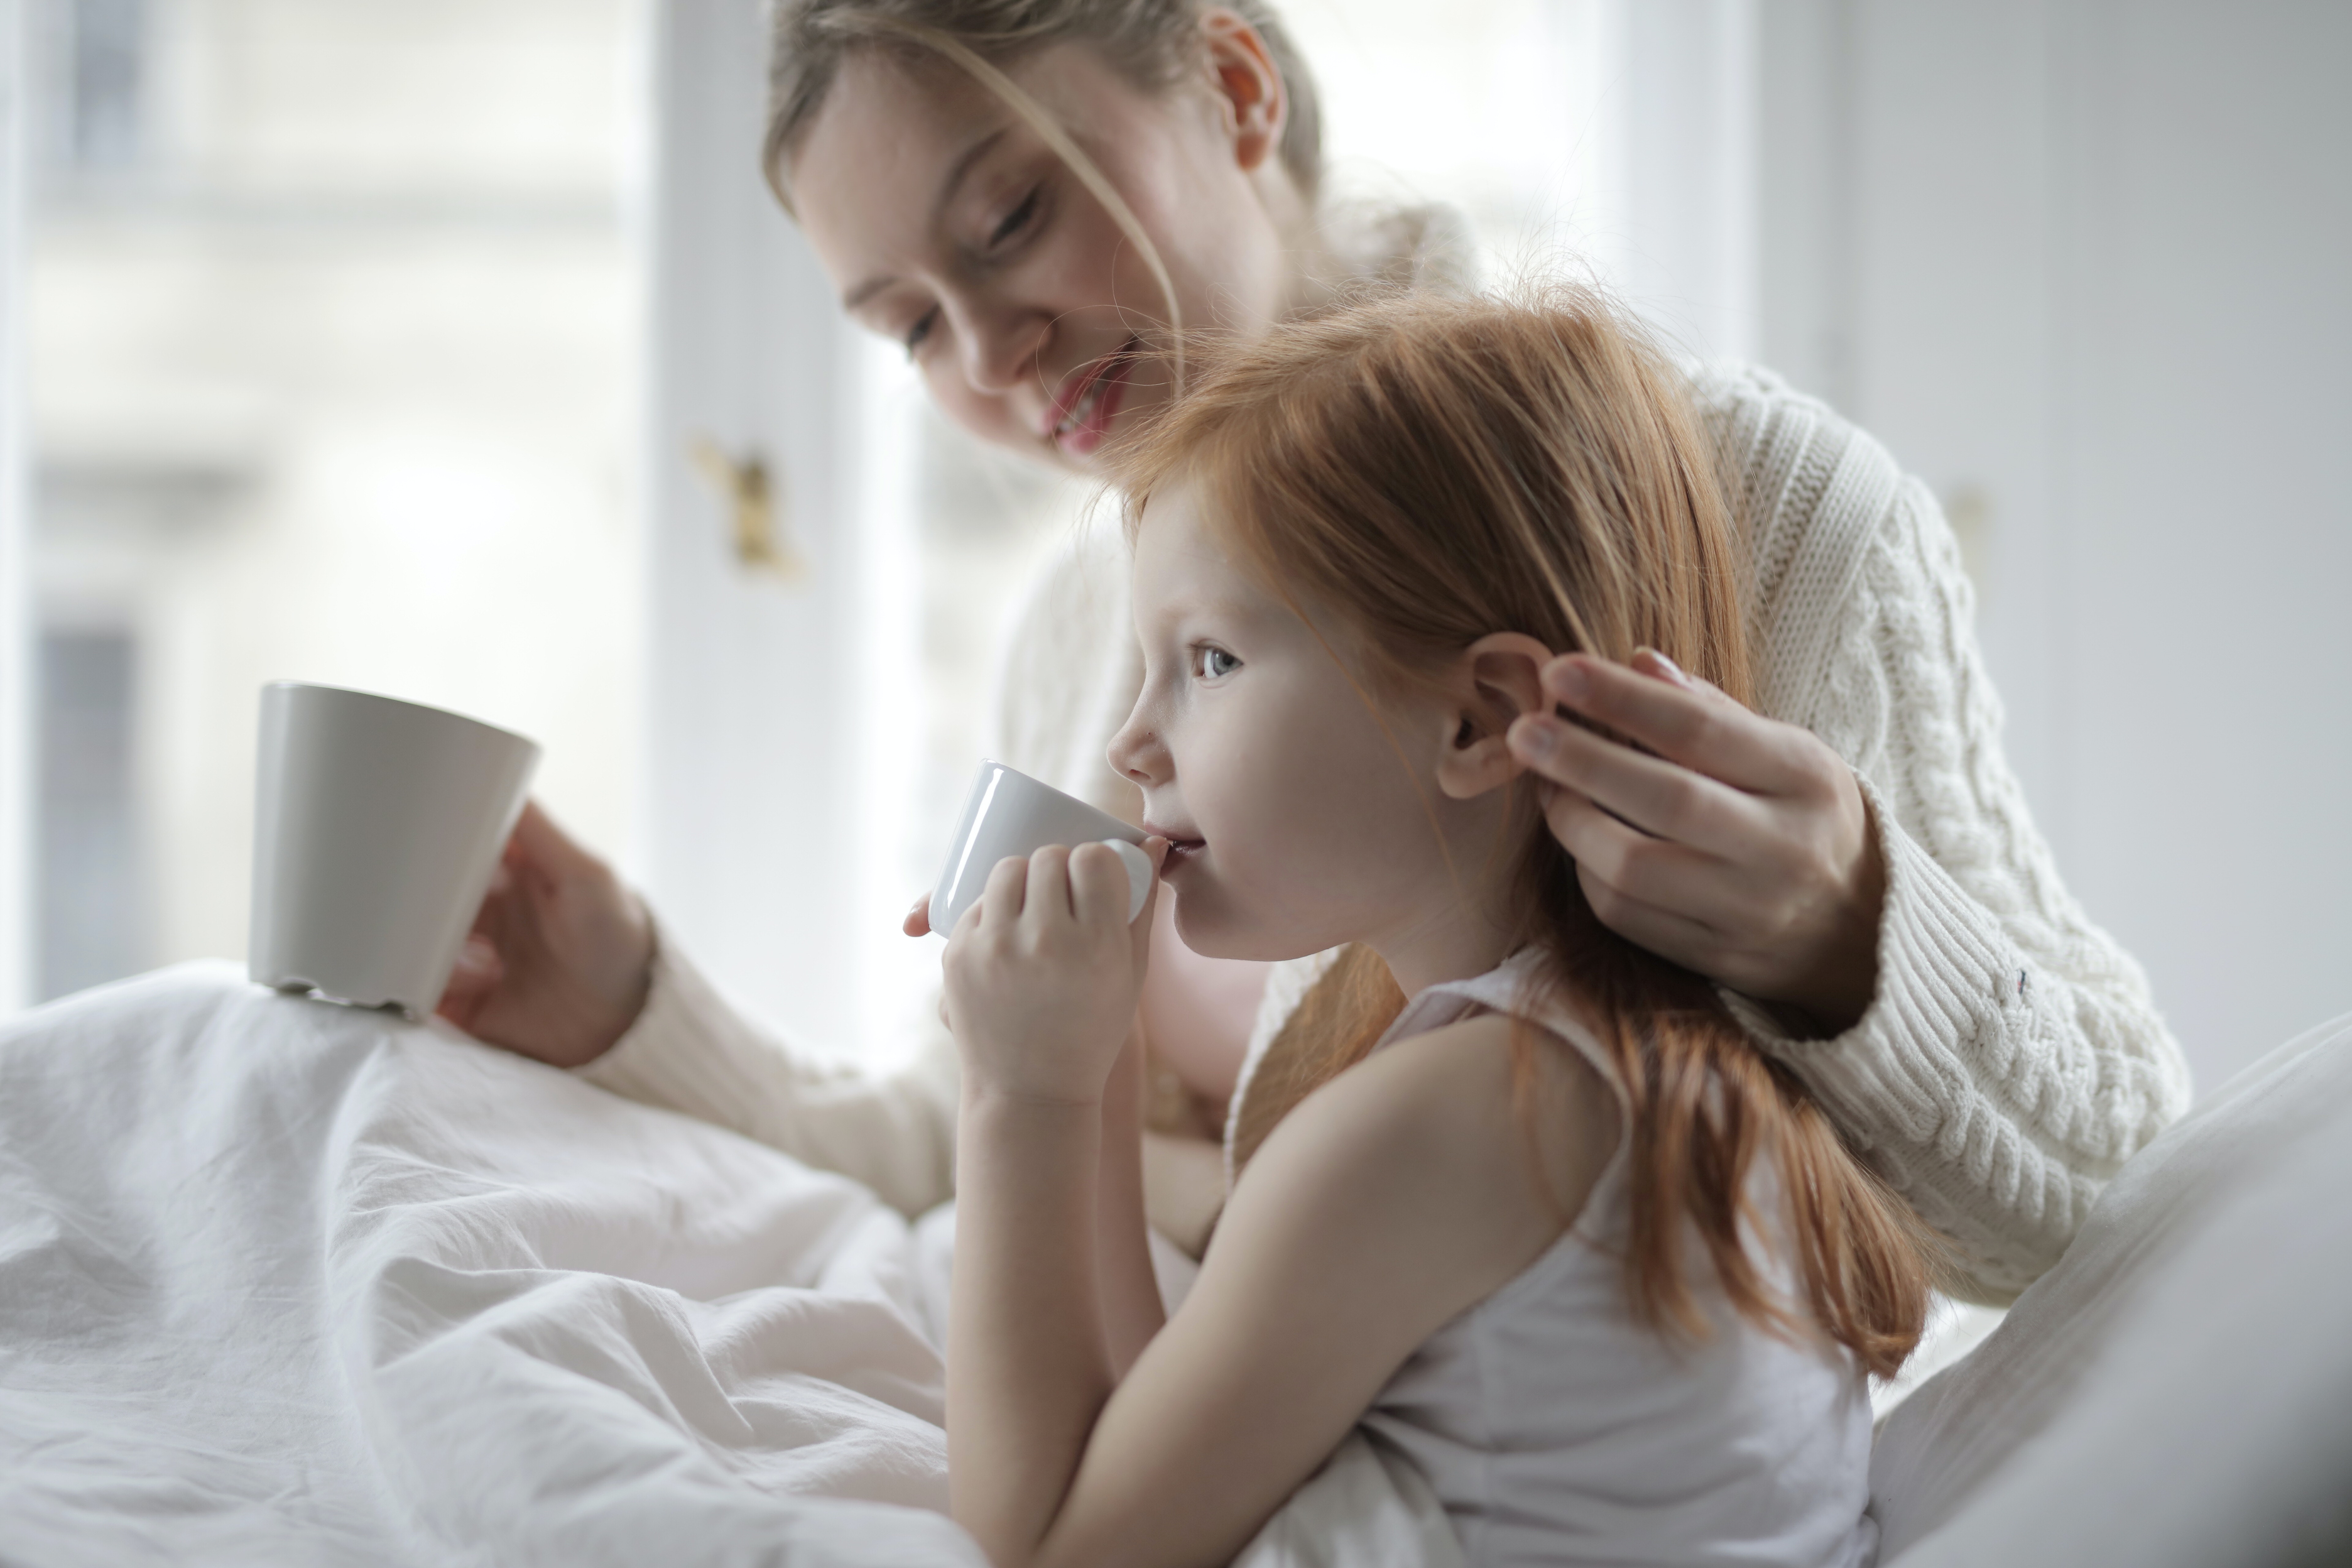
[{"x1": 1, "y1": 1, "x2": 2346, "y2": 1094}]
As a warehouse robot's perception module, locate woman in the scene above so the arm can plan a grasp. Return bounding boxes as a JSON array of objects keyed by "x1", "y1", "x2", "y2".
[{"x1": 439, "y1": 0, "x2": 2186, "y2": 1302}]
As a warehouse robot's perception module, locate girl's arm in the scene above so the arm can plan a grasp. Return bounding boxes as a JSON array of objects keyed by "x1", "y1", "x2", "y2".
[
  {"x1": 1096, "y1": 1027, "x2": 1169, "y2": 1375},
  {"x1": 941, "y1": 843, "x2": 1164, "y2": 1559},
  {"x1": 940, "y1": 847, "x2": 1612, "y2": 1568}
]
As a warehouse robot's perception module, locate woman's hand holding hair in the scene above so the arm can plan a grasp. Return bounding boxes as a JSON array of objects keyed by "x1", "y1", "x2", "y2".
[
  {"x1": 1507, "y1": 651, "x2": 1886, "y2": 1037},
  {"x1": 435, "y1": 801, "x2": 655, "y2": 1068}
]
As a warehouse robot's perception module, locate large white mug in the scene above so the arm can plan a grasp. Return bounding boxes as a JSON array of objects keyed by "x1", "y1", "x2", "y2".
[
  {"x1": 249, "y1": 681, "x2": 539, "y2": 1017},
  {"x1": 930, "y1": 760, "x2": 1153, "y2": 935}
]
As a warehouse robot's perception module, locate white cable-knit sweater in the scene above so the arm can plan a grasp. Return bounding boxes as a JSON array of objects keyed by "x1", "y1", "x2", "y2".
[{"x1": 580, "y1": 361, "x2": 2191, "y2": 1302}]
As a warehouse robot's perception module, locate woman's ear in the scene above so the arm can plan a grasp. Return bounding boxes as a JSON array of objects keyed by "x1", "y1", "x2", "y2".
[
  {"x1": 1435, "y1": 633, "x2": 1554, "y2": 801},
  {"x1": 1199, "y1": 9, "x2": 1286, "y2": 173}
]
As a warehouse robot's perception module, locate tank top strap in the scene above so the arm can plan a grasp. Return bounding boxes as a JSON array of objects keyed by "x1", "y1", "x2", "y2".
[
  {"x1": 1375, "y1": 949, "x2": 1634, "y2": 1253},
  {"x1": 1371, "y1": 948, "x2": 1618, "y2": 1090}
]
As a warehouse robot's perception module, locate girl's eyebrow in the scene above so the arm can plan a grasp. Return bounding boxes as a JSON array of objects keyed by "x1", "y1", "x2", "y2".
[{"x1": 838, "y1": 126, "x2": 1010, "y2": 311}]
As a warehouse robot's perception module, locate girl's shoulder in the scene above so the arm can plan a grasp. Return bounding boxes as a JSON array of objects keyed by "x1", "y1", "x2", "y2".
[{"x1": 1246, "y1": 1008, "x2": 1620, "y2": 1289}]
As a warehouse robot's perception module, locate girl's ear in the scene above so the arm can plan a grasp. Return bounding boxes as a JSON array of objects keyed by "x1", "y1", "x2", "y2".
[
  {"x1": 1199, "y1": 10, "x2": 1286, "y2": 174},
  {"x1": 1435, "y1": 633, "x2": 1555, "y2": 801}
]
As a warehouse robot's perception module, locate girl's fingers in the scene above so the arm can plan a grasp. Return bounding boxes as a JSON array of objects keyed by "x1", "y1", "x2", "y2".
[
  {"x1": 973, "y1": 853, "x2": 1031, "y2": 931},
  {"x1": 1130, "y1": 838, "x2": 1168, "y2": 967},
  {"x1": 903, "y1": 892, "x2": 932, "y2": 938},
  {"x1": 1068, "y1": 842, "x2": 1133, "y2": 928},
  {"x1": 1538, "y1": 653, "x2": 1808, "y2": 796},
  {"x1": 1022, "y1": 845, "x2": 1077, "y2": 929},
  {"x1": 1515, "y1": 715, "x2": 1767, "y2": 857}
]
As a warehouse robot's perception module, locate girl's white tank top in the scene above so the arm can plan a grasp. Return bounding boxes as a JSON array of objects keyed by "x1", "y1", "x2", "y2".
[{"x1": 1357, "y1": 951, "x2": 1879, "y2": 1568}]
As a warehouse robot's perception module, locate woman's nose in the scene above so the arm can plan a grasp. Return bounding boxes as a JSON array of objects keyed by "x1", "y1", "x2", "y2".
[{"x1": 955, "y1": 299, "x2": 1049, "y2": 397}]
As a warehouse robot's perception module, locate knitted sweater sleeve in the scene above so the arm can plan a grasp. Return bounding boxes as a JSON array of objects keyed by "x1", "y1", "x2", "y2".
[
  {"x1": 1691, "y1": 363, "x2": 2192, "y2": 1303},
  {"x1": 574, "y1": 926, "x2": 960, "y2": 1219}
]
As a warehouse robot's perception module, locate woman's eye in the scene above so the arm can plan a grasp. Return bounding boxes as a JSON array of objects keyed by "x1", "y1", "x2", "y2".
[
  {"x1": 903, "y1": 307, "x2": 939, "y2": 358},
  {"x1": 1194, "y1": 646, "x2": 1240, "y2": 680},
  {"x1": 989, "y1": 188, "x2": 1040, "y2": 247}
]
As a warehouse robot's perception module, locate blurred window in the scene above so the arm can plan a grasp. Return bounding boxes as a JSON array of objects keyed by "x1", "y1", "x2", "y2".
[
  {"x1": 24, "y1": 0, "x2": 643, "y2": 999},
  {"x1": 30, "y1": 0, "x2": 146, "y2": 171}
]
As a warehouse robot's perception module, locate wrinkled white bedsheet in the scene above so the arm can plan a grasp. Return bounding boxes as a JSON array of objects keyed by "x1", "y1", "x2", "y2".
[
  {"x1": 0, "y1": 963, "x2": 981, "y2": 1566},
  {"x1": 0, "y1": 963, "x2": 1455, "y2": 1568}
]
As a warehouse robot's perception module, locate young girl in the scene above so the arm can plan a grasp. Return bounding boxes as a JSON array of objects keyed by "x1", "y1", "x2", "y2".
[{"x1": 937, "y1": 288, "x2": 1937, "y2": 1568}]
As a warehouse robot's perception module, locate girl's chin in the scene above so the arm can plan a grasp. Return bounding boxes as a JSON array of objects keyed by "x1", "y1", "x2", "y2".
[{"x1": 1168, "y1": 889, "x2": 1323, "y2": 967}]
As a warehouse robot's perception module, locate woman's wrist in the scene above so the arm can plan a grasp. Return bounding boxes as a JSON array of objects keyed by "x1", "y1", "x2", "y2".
[{"x1": 1769, "y1": 795, "x2": 1887, "y2": 1038}]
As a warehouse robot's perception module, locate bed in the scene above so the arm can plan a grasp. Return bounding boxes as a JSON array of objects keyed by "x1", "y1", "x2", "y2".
[{"x1": 3, "y1": 963, "x2": 2346, "y2": 1566}]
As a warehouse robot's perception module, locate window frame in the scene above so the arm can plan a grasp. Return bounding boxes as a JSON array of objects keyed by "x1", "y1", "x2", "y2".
[
  {"x1": 1, "y1": 0, "x2": 36, "y2": 1011},
  {"x1": 639, "y1": 0, "x2": 921, "y2": 1054}
]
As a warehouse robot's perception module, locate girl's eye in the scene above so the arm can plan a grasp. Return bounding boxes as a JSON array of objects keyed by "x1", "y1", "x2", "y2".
[
  {"x1": 903, "y1": 307, "x2": 940, "y2": 359},
  {"x1": 1193, "y1": 645, "x2": 1240, "y2": 680},
  {"x1": 989, "y1": 188, "x2": 1040, "y2": 247}
]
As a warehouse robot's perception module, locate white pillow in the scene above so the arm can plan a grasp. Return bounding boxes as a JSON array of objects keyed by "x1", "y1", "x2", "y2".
[{"x1": 1872, "y1": 1011, "x2": 2352, "y2": 1566}]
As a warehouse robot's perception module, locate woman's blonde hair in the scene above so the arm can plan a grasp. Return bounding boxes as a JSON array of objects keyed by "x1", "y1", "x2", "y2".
[
  {"x1": 763, "y1": 0, "x2": 1322, "y2": 203},
  {"x1": 1112, "y1": 287, "x2": 1938, "y2": 1377}
]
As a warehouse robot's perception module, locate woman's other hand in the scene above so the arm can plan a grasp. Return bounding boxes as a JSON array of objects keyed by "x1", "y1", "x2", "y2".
[
  {"x1": 435, "y1": 801, "x2": 655, "y2": 1068},
  {"x1": 941, "y1": 841, "x2": 1166, "y2": 1105},
  {"x1": 1507, "y1": 650, "x2": 1886, "y2": 1036}
]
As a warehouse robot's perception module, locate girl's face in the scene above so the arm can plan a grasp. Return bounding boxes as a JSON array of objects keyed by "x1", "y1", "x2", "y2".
[
  {"x1": 789, "y1": 30, "x2": 1296, "y2": 473},
  {"x1": 1108, "y1": 484, "x2": 1517, "y2": 980}
]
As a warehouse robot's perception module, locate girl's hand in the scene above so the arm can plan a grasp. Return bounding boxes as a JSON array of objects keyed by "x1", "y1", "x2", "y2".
[
  {"x1": 1506, "y1": 650, "x2": 1885, "y2": 1035},
  {"x1": 435, "y1": 801, "x2": 655, "y2": 1067},
  {"x1": 942, "y1": 840, "x2": 1166, "y2": 1105}
]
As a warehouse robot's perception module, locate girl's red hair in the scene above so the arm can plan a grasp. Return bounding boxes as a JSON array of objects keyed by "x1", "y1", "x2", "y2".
[{"x1": 1112, "y1": 287, "x2": 1937, "y2": 1377}]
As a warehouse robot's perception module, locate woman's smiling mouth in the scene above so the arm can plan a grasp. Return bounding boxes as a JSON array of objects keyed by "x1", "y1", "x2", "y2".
[{"x1": 1048, "y1": 339, "x2": 1139, "y2": 458}]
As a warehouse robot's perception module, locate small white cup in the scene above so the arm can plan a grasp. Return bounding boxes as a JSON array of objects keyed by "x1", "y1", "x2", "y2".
[
  {"x1": 249, "y1": 681, "x2": 539, "y2": 1017},
  {"x1": 931, "y1": 760, "x2": 1153, "y2": 935}
]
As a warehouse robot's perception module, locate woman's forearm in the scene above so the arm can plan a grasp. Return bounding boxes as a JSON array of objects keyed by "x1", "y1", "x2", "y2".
[
  {"x1": 578, "y1": 931, "x2": 960, "y2": 1215},
  {"x1": 949, "y1": 1091, "x2": 1114, "y2": 1567}
]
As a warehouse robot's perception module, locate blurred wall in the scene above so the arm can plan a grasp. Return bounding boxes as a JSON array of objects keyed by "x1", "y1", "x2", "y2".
[{"x1": 1758, "y1": 0, "x2": 2352, "y2": 1089}]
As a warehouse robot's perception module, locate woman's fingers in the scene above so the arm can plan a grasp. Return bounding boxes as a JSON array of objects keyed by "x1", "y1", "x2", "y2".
[
  {"x1": 1537, "y1": 653, "x2": 1809, "y2": 795},
  {"x1": 903, "y1": 892, "x2": 933, "y2": 938},
  {"x1": 1540, "y1": 787, "x2": 1745, "y2": 926},
  {"x1": 1572, "y1": 865, "x2": 1728, "y2": 978},
  {"x1": 433, "y1": 933, "x2": 503, "y2": 1028},
  {"x1": 1514, "y1": 714, "x2": 1768, "y2": 856},
  {"x1": 504, "y1": 799, "x2": 583, "y2": 887}
]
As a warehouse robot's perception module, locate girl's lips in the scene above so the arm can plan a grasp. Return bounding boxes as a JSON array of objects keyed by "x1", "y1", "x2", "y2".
[
  {"x1": 1157, "y1": 836, "x2": 1205, "y2": 871},
  {"x1": 1049, "y1": 342, "x2": 1138, "y2": 459}
]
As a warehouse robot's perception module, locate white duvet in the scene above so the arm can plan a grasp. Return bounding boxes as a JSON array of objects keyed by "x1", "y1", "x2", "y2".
[{"x1": 0, "y1": 964, "x2": 1453, "y2": 1568}]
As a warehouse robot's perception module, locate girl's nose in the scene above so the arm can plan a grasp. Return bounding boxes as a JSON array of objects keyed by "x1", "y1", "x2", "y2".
[{"x1": 1107, "y1": 704, "x2": 1167, "y2": 788}]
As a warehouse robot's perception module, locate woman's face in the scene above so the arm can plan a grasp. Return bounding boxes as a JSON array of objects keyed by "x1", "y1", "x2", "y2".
[{"x1": 788, "y1": 28, "x2": 1296, "y2": 473}]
